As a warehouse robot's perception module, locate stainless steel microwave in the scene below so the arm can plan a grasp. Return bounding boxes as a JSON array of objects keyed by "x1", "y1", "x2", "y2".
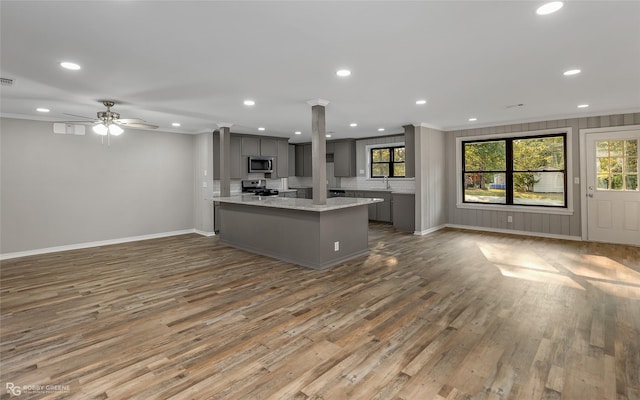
[{"x1": 248, "y1": 156, "x2": 274, "y2": 173}]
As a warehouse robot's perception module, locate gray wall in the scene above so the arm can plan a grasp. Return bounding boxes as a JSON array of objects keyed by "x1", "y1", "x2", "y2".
[
  {"x1": 446, "y1": 112, "x2": 640, "y2": 237},
  {"x1": 1, "y1": 118, "x2": 195, "y2": 254},
  {"x1": 415, "y1": 126, "x2": 447, "y2": 233}
]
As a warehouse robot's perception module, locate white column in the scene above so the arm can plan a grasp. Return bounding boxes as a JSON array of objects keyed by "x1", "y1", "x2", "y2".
[{"x1": 307, "y1": 99, "x2": 329, "y2": 205}]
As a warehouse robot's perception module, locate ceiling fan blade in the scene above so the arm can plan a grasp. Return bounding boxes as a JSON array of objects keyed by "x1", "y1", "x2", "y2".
[
  {"x1": 115, "y1": 118, "x2": 145, "y2": 124},
  {"x1": 63, "y1": 112, "x2": 96, "y2": 120},
  {"x1": 116, "y1": 121, "x2": 159, "y2": 129}
]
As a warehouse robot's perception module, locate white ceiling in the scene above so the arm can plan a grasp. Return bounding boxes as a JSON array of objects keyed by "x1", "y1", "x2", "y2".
[{"x1": 1, "y1": 1, "x2": 639, "y2": 143}]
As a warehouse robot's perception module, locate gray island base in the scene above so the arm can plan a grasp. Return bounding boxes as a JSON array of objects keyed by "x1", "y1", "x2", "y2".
[{"x1": 212, "y1": 196, "x2": 383, "y2": 269}]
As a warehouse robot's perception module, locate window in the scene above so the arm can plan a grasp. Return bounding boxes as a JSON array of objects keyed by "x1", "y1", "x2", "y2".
[
  {"x1": 371, "y1": 146, "x2": 405, "y2": 178},
  {"x1": 462, "y1": 133, "x2": 567, "y2": 207},
  {"x1": 596, "y1": 139, "x2": 638, "y2": 190}
]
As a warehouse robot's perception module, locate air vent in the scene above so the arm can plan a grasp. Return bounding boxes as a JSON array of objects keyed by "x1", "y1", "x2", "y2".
[{"x1": 1, "y1": 77, "x2": 14, "y2": 87}]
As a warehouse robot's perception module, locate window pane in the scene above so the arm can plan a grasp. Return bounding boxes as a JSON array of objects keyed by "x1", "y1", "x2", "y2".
[
  {"x1": 596, "y1": 141, "x2": 609, "y2": 157},
  {"x1": 611, "y1": 175, "x2": 623, "y2": 190},
  {"x1": 464, "y1": 173, "x2": 506, "y2": 204},
  {"x1": 513, "y1": 172, "x2": 565, "y2": 206},
  {"x1": 626, "y1": 156, "x2": 638, "y2": 173},
  {"x1": 394, "y1": 147, "x2": 405, "y2": 162},
  {"x1": 609, "y1": 140, "x2": 624, "y2": 156},
  {"x1": 596, "y1": 158, "x2": 609, "y2": 174},
  {"x1": 372, "y1": 163, "x2": 389, "y2": 177},
  {"x1": 372, "y1": 149, "x2": 390, "y2": 162},
  {"x1": 464, "y1": 141, "x2": 505, "y2": 171},
  {"x1": 626, "y1": 175, "x2": 638, "y2": 190},
  {"x1": 625, "y1": 139, "x2": 638, "y2": 156},
  {"x1": 513, "y1": 136, "x2": 564, "y2": 171},
  {"x1": 610, "y1": 158, "x2": 623, "y2": 173},
  {"x1": 393, "y1": 163, "x2": 405, "y2": 177},
  {"x1": 597, "y1": 175, "x2": 609, "y2": 189}
]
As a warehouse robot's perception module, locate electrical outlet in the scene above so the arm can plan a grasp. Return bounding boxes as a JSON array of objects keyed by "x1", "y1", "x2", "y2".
[
  {"x1": 204, "y1": 169, "x2": 207, "y2": 177},
  {"x1": 334, "y1": 241, "x2": 339, "y2": 251},
  {"x1": 507, "y1": 215, "x2": 513, "y2": 223}
]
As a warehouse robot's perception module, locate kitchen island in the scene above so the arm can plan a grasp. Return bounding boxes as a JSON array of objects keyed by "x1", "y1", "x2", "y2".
[{"x1": 212, "y1": 195, "x2": 382, "y2": 269}]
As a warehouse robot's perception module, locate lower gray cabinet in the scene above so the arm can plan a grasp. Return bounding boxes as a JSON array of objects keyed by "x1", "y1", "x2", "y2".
[
  {"x1": 392, "y1": 193, "x2": 415, "y2": 232},
  {"x1": 343, "y1": 190, "x2": 392, "y2": 222}
]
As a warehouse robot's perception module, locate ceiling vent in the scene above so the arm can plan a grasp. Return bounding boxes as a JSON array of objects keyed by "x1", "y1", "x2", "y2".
[{"x1": 1, "y1": 77, "x2": 14, "y2": 87}]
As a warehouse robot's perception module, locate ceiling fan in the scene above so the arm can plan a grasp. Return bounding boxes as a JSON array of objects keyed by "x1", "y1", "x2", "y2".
[{"x1": 64, "y1": 100, "x2": 159, "y2": 144}]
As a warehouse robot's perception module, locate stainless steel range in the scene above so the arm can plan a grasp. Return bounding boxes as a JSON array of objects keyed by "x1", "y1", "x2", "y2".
[{"x1": 241, "y1": 179, "x2": 279, "y2": 196}]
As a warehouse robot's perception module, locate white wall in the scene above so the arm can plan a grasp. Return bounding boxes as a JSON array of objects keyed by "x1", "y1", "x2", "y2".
[{"x1": 0, "y1": 118, "x2": 195, "y2": 254}]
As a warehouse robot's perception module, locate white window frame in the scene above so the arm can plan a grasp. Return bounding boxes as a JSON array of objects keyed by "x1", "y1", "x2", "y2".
[{"x1": 456, "y1": 127, "x2": 574, "y2": 215}]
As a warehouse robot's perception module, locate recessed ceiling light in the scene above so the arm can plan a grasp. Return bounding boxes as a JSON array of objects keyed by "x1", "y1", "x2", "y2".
[
  {"x1": 172, "y1": 122, "x2": 181, "y2": 127},
  {"x1": 295, "y1": 131, "x2": 302, "y2": 135},
  {"x1": 536, "y1": 1, "x2": 563, "y2": 15},
  {"x1": 60, "y1": 61, "x2": 81, "y2": 70},
  {"x1": 258, "y1": 127, "x2": 265, "y2": 131},
  {"x1": 336, "y1": 69, "x2": 351, "y2": 77},
  {"x1": 416, "y1": 99, "x2": 427, "y2": 105},
  {"x1": 468, "y1": 117, "x2": 477, "y2": 122},
  {"x1": 36, "y1": 108, "x2": 50, "y2": 113},
  {"x1": 350, "y1": 123, "x2": 358, "y2": 127},
  {"x1": 563, "y1": 69, "x2": 581, "y2": 76},
  {"x1": 578, "y1": 104, "x2": 589, "y2": 108},
  {"x1": 243, "y1": 100, "x2": 255, "y2": 106},
  {"x1": 378, "y1": 128, "x2": 385, "y2": 132},
  {"x1": 326, "y1": 134, "x2": 332, "y2": 138}
]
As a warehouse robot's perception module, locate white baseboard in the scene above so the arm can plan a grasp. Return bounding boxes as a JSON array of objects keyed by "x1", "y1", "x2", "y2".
[
  {"x1": 445, "y1": 224, "x2": 582, "y2": 241},
  {"x1": 413, "y1": 224, "x2": 447, "y2": 236},
  {"x1": 195, "y1": 230, "x2": 216, "y2": 237},
  {"x1": 0, "y1": 229, "x2": 198, "y2": 260}
]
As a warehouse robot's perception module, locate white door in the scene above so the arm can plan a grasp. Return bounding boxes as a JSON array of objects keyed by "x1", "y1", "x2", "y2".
[{"x1": 585, "y1": 130, "x2": 640, "y2": 245}]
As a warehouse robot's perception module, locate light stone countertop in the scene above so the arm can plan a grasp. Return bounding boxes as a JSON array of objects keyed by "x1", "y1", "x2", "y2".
[{"x1": 211, "y1": 195, "x2": 383, "y2": 212}]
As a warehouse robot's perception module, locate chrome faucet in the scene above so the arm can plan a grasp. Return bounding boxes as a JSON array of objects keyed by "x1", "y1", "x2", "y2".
[{"x1": 383, "y1": 176, "x2": 390, "y2": 189}]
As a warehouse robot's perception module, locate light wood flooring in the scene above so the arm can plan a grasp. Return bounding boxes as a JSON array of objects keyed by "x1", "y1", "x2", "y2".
[{"x1": 1, "y1": 225, "x2": 639, "y2": 399}]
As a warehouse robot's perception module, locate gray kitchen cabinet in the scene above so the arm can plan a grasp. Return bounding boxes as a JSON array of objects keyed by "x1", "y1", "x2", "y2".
[
  {"x1": 260, "y1": 137, "x2": 277, "y2": 156},
  {"x1": 213, "y1": 132, "x2": 243, "y2": 179},
  {"x1": 302, "y1": 144, "x2": 312, "y2": 177},
  {"x1": 333, "y1": 140, "x2": 356, "y2": 177},
  {"x1": 326, "y1": 141, "x2": 335, "y2": 155},
  {"x1": 280, "y1": 191, "x2": 297, "y2": 198},
  {"x1": 295, "y1": 145, "x2": 304, "y2": 176},
  {"x1": 404, "y1": 125, "x2": 415, "y2": 178},
  {"x1": 241, "y1": 136, "x2": 260, "y2": 156},
  {"x1": 343, "y1": 189, "x2": 392, "y2": 222},
  {"x1": 275, "y1": 139, "x2": 289, "y2": 178},
  {"x1": 296, "y1": 187, "x2": 312, "y2": 199},
  {"x1": 392, "y1": 193, "x2": 415, "y2": 232},
  {"x1": 288, "y1": 145, "x2": 296, "y2": 177}
]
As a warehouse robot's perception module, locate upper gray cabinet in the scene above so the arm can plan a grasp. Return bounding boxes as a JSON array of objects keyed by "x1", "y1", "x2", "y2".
[
  {"x1": 288, "y1": 145, "x2": 296, "y2": 177},
  {"x1": 403, "y1": 125, "x2": 415, "y2": 178},
  {"x1": 275, "y1": 139, "x2": 289, "y2": 178},
  {"x1": 213, "y1": 132, "x2": 244, "y2": 179},
  {"x1": 303, "y1": 144, "x2": 312, "y2": 177},
  {"x1": 333, "y1": 140, "x2": 356, "y2": 177},
  {"x1": 241, "y1": 136, "x2": 260, "y2": 156},
  {"x1": 260, "y1": 138, "x2": 278, "y2": 156}
]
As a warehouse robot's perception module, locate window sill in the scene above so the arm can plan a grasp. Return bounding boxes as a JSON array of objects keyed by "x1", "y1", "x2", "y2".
[{"x1": 456, "y1": 202, "x2": 574, "y2": 215}]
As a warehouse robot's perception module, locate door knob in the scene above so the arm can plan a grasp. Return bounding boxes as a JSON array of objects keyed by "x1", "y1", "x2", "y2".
[{"x1": 587, "y1": 193, "x2": 594, "y2": 198}]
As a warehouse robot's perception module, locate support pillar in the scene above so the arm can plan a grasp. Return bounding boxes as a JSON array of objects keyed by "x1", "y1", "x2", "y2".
[{"x1": 308, "y1": 99, "x2": 329, "y2": 205}]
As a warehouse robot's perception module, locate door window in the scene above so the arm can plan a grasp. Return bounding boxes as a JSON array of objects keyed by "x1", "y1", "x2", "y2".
[{"x1": 595, "y1": 139, "x2": 638, "y2": 190}]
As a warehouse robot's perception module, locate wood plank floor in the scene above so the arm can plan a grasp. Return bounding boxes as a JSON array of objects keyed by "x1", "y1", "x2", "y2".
[{"x1": 1, "y1": 225, "x2": 639, "y2": 400}]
